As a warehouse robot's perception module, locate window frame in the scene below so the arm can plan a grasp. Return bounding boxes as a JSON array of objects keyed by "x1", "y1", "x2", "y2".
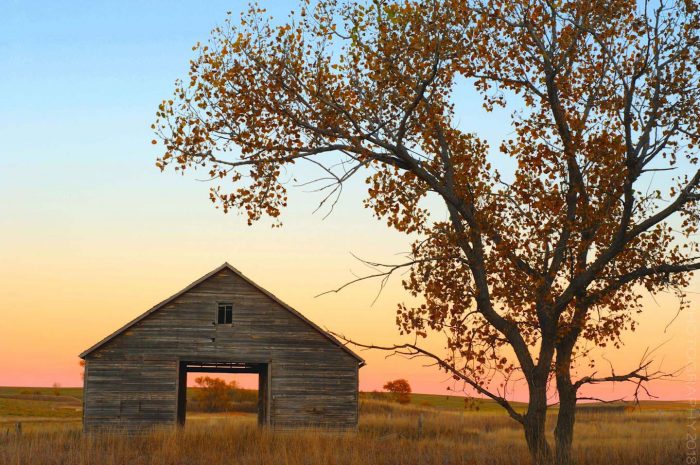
[{"x1": 216, "y1": 302, "x2": 233, "y2": 325}]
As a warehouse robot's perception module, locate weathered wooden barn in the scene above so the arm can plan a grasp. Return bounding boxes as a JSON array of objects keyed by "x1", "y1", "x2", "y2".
[{"x1": 79, "y1": 263, "x2": 364, "y2": 432}]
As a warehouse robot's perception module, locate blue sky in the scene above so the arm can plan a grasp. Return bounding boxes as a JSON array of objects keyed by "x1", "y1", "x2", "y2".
[
  {"x1": 0, "y1": 0, "x2": 519, "y2": 259},
  {"x1": 2, "y1": 1, "x2": 249, "y2": 196},
  {"x1": 2, "y1": 1, "x2": 231, "y2": 213},
  {"x1": 0, "y1": 0, "x2": 514, "y2": 227}
]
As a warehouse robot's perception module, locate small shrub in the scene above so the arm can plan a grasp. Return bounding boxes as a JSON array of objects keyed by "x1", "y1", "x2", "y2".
[
  {"x1": 383, "y1": 379, "x2": 412, "y2": 404},
  {"x1": 193, "y1": 377, "x2": 234, "y2": 412},
  {"x1": 190, "y1": 377, "x2": 258, "y2": 413}
]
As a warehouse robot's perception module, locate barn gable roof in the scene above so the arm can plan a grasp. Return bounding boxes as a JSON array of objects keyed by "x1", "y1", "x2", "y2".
[{"x1": 79, "y1": 263, "x2": 365, "y2": 365}]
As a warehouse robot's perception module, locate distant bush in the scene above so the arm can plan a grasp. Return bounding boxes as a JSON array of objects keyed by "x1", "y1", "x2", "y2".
[
  {"x1": 193, "y1": 377, "x2": 235, "y2": 412},
  {"x1": 190, "y1": 377, "x2": 258, "y2": 413},
  {"x1": 383, "y1": 379, "x2": 412, "y2": 405}
]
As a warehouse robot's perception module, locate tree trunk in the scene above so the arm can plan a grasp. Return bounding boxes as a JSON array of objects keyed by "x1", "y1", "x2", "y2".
[
  {"x1": 554, "y1": 382, "x2": 576, "y2": 465},
  {"x1": 554, "y1": 340, "x2": 578, "y2": 465},
  {"x1": 523, "y1": 384, "x2": 552, "y2": 465}
]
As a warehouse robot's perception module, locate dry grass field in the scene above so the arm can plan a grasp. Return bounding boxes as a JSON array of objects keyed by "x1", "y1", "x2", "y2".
[{"x1": 0, "y1": 387, "x2": 693, "y2": 465}]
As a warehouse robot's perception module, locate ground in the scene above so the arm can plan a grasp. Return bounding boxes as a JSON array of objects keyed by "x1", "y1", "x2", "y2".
[{"x1": 0, "y1": 387, "x2": 693, "y2": 464}]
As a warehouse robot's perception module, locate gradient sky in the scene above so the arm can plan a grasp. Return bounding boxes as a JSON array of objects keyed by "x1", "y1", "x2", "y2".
[{"x1": 0, "y1": 0, "x2": 697, "y2": 401}]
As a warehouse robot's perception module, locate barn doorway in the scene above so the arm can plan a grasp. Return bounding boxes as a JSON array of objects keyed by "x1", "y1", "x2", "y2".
[{"x1": 177, "y1": 361, "x2": 269, "y2": 426}]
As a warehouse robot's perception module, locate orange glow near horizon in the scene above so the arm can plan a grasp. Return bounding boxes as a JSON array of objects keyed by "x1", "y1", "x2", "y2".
[{"x1": 0, "y1": 239, "x2": 697, "y2": 401}]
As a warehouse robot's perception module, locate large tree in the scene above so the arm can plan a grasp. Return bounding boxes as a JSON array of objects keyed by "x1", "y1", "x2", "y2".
[{"x1": 154, "y1": 0, "x2": 700, "y2": 463}]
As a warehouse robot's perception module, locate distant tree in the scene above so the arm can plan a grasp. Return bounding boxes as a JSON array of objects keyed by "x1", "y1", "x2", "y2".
[
  {"x1": 194, "y1": 376, "x2": 237, "y2": 412},
  {"x1": 383, "y1": 379, "x2": 412, "y2": 404},
  {"x1": 79, "y1": 360, "x2": 85, "y2": 380},
  {"x1": 52, "y1": 382, "x2": 61, "y2": 396}
]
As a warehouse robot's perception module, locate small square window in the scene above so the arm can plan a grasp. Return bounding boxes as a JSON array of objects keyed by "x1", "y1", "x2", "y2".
[{"x1": 217, "y1": 303, "x2": 233, "y2": 324}]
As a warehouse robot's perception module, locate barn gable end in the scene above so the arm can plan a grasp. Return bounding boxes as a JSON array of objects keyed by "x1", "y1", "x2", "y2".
[{"x1": 80, "y1": 263, "x2": 363, "y2": 432}]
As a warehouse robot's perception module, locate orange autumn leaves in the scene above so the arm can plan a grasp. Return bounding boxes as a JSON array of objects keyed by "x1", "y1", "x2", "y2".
[{"x1": 154, "y1": 0, "x2": 700, "y2": 400}]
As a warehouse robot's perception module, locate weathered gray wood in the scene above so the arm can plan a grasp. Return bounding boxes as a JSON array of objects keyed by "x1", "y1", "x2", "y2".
[{"x1": 82, "y1": 264, "x2": 362, "y2": 432}]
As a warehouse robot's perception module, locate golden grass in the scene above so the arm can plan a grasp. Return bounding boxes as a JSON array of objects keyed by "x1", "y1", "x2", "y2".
[{"x1": 0, "y1": 399, "x2": 691, "y2": 465}]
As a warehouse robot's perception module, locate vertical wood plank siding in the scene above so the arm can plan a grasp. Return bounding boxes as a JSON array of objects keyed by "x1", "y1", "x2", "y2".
[{"x1": 83, "y1": 268, "x2": 360, "y2": 432}]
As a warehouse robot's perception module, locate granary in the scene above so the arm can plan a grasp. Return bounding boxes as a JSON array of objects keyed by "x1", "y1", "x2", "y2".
[{"x1": 79, "y1": 263, "x2": 364, "y2": 432}]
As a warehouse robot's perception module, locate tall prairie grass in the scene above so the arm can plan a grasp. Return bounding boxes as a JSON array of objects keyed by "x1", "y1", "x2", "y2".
[{"x1": 0, "y1": 399, "x2": 688, "y2": 465}]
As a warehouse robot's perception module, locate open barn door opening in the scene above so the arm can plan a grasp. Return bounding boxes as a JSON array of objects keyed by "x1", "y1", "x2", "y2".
[{"x1": 177, "y1": 361, "x2": 270, "y2": 427}]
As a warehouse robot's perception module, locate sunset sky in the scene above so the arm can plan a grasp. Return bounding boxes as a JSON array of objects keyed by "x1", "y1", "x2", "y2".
[{"x1": 1, "y1": 0, "x2": 697, "y2": 401}]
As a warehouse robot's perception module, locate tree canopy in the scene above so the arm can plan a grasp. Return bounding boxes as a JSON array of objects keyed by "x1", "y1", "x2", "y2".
[
  {"x1": 383, "y1": 378, "x2": 412, "y2": 404},
  {"x1": 154, "y1": 1, "x2": 700, "y2": 463}
]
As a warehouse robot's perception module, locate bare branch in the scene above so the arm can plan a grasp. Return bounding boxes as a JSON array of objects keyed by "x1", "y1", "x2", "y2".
[{"x1": 330, "y1": 331, "x2": 525, "y2": 424}]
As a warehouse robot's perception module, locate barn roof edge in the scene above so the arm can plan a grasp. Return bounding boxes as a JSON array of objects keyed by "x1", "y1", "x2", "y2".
[{"x1": 78, "y1": 263, "x2": 365, "y2": 366}]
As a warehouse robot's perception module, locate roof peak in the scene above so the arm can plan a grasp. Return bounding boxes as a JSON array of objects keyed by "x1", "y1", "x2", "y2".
[{"x1": 79, "y1": 263, "x2": 365, "y2": 365}]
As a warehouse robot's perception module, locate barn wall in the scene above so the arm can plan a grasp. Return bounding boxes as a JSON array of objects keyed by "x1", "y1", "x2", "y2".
[
  {"x1": 83, "y1": 358, "x2": 178, "y2": 432},
  {"x1": 84, "y1": 268, "x2": 359, "y2": 431}
]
